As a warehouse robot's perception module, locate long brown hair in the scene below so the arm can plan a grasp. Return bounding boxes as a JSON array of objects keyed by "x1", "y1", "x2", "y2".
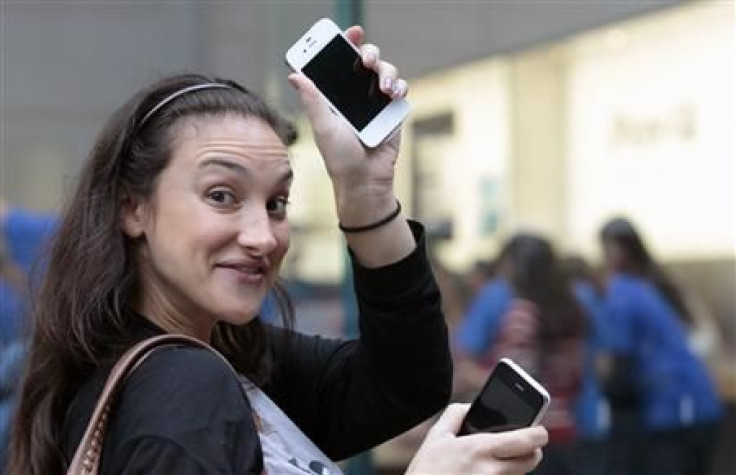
[
  {"x1": 600, "y1": 217, "x2": 694, "y2": 326},
  {"x1": 500, "y1": 233, "x2": 587, "y2": 342},
  {"x1": 9, "y1": 73, "x2": 297, "y2": 475}
]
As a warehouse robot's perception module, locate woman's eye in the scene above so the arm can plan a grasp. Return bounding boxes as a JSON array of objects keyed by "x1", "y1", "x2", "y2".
[
  {"x1": 207, "y1": 189, "x2": 237, "y2": 206},
  {"x1": 267, "y1": 197, "x2": 290, "y2": 218}
]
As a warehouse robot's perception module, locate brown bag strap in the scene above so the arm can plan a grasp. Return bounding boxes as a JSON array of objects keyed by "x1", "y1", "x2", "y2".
[{"x1": 66, "y1": 333, "x2": 230, "y2": 475}]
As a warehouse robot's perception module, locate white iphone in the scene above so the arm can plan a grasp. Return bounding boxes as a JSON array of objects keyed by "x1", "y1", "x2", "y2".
[
  {"x1": 459, "y1": 358, "x2": 551, "y2": 435},
  {"x1": 285, "y1": 18, "x2": 411, "y2": 148}
]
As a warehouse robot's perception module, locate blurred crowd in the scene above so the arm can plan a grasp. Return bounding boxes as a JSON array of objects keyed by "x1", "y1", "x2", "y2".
[{"x1": 440, "y1": 216, "x2": 725, "y2": 475}]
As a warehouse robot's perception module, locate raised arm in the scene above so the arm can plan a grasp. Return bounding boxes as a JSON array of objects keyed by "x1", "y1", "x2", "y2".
[{"x1": 287, "y1": 25, "x2": 414, "y2": 269}]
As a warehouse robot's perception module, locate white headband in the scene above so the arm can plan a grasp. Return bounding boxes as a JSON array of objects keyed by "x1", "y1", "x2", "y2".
[{"x1": 139, "y1": 83, "x2": 233, "y2": 126}]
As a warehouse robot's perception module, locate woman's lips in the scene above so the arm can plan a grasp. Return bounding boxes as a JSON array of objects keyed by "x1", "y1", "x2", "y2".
[{"x1": 216, "y1": 262, "x2": 268, "y2": 284}]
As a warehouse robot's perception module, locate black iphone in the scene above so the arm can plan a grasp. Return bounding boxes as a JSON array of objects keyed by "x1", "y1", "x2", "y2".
[{"x1": 459, "y1": 358, "x2": 551, "y2": 435}]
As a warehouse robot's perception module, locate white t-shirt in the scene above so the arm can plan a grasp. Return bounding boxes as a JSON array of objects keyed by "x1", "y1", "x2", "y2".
[{"x1": 239, "y1": 376, "x2": 344, "y2": 475}]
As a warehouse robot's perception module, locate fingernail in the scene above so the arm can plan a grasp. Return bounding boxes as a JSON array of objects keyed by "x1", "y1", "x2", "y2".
[
  {"x1": 287, "y1": 74, "x2": 299, "y2": 90},
  {"x1": 392, "y1": 79, "x2": 405, "y2": 96},
  {"x1": 383, "y1": 77, "x2": 394, "y2": 91}
]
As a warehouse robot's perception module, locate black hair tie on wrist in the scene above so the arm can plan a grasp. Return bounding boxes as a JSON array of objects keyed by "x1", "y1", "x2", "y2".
[{"x1": 338, "y1": 200, "x2": 402, "y2": 233}]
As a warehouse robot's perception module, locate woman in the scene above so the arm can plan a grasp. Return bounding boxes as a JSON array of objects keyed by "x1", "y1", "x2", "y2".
[
  {"x1": 9, "y1": 27, "x2": 547, "y2": 475},
  {"x1": 455, "y1": 233, "x2": 587, "y2": 475},
  {"x1": 599, "y1": 217, "x2": 722, "y2": 475}
]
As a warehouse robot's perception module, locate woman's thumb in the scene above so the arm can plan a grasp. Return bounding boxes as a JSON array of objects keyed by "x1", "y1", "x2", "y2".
[
  {"x1": 426, "y1": 404, "x2": 470, "y2": 438},
  {"x1": 288, "y1": 72, "x2": 332, "y2": 134}
]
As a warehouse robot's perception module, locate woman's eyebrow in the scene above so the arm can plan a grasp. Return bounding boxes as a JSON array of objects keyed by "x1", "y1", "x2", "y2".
[
  {"x1": 198, "y1": 158, "x2": 293, "y2": 183},
  {"x1": 198, "y1": 158, "x2": 248, "y2": 177}
]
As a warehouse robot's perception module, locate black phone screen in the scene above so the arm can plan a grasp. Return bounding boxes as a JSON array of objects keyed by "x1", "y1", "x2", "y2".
[
  {"x1": 302, "y1": 35, "x2": 391, "y2": 131},
  {"x1": 459, "y1": 362, "x2": 545, "y2": 435}
]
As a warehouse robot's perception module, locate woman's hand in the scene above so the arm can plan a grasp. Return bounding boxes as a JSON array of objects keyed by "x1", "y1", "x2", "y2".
[
  {"x1": 287, "y1": 25, "x2": 407, "y2": 227},
  {"x1": 407, "y1": 404, "x2": 548, "y2": 475},
  {"x1": 288, "y1": 25, "x2": 415, "y2": 268}
]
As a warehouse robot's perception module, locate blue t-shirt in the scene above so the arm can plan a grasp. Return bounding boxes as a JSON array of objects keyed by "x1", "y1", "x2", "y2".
[
  {"x1": 0, "y1": 281, "x2": 28, "y2": 346},
  {"x1": 454, "y1": 278, "x2": 511, "y2": 357},
  {"x1": 572, "y1": 281, "x2": 610, "y2": 439},
  {"x1": 604, "y1": 273, "x2": 722, "y2": 430},
  {"x1": 3, "y1": 207, "x2": 58, "y2": 274},
  {"x1": 1, "y1": 207, "x2": 58, "y2": 343},
  {"x1": 1, "y1": 208, "x2": 56, "y2": 466},
  {"x1": 0, "y1": 341, "x2": 27, "y2": 470}
]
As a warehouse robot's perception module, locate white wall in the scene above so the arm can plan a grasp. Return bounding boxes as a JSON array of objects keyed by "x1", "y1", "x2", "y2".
[{"x1": 566, "y1": 1, "x2": 735, "y2": 259}]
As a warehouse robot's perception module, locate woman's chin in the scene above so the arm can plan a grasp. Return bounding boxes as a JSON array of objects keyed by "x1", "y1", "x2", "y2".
[{"x1": 216, "y1": 309, "x2": 260, "y2": 327}]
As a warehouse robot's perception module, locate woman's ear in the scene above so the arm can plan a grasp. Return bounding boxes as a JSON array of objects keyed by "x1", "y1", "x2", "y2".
[{"x1": 120, "y1": 196, "x2": 147, "y2": 238}]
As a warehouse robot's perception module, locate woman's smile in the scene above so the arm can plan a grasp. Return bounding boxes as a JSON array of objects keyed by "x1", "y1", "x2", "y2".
[{"x1": 215, "y1": 258, "x2": 270, "y2": 285}]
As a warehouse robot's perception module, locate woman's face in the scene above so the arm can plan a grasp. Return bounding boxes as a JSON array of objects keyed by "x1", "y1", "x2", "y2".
[
  {"x1": 123, "y1": 115, "x2": 292, "y2": 338},
  {"x1": 602, "y1": 239, "x2": 625, "y2": 272}
]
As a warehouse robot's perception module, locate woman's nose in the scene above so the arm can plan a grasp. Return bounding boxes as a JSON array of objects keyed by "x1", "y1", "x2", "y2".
[{"x1": 236, "y1": 208, "x2": 278, "y2": 255}]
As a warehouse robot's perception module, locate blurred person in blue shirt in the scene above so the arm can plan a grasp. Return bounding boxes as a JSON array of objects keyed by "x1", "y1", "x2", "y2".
[
  {"x1": 0, "y1": 243, "x2": 28, "y2": 346},
  {"x1": 599, "y1": 217, "x2": 722, "y2": 475},
  {"x1": 0, "y1": 200, "x2": 58, "y2": 472},
  {"x1": 0, "y1": 339, "x2": 26, "y2": 474},
  {"x1": 0, "y1": 201, "x2": 58, "y2": 277},
  {"x1": 0, "y1": 200, "x2": 58, "y2": 343},
  {"x1": 0, "y1": 238, "x2": 30, "y2": 474}
]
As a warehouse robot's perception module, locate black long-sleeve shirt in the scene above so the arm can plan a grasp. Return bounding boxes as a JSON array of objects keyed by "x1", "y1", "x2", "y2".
[{"x1": 62, "y1": 221, "x2": 452, "y2": 474}]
